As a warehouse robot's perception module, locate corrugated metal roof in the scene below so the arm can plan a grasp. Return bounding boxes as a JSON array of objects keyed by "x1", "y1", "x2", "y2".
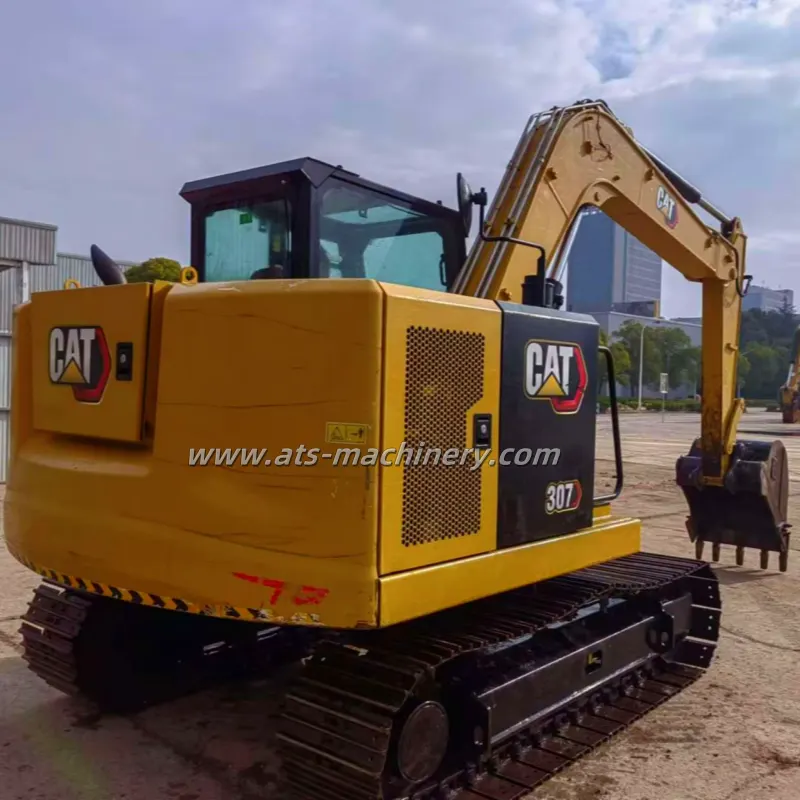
[
  {"x1": 0, "y1": 214, "x2": 57, "y2": 231},
  {"x1": 0, "y1": 217, "x2": 57, "y2": 264}
]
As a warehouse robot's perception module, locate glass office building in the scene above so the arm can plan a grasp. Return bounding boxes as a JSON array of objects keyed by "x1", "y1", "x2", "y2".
[
  {"x1": 565, "y1": 209, "x2": 662, "y2": 314},
  {"x1": 742, "y1": 285, "x2": 794, "y2": 312}
]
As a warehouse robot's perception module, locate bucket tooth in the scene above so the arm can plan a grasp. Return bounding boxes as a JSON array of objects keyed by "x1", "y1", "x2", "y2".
[
  {"x1": 676, "y1": 438, "x2": 790, "y2": 570},
  {"x1": 695, "y1": 540, "x2": 704, "y2": 560}
]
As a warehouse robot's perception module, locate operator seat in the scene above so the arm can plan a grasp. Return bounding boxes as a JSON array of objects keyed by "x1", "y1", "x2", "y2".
[{"x1": 251, "y1": 265, "x2": 286, "y2": 279}]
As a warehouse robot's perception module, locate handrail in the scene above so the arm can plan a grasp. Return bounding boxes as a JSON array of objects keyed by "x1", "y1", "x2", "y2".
[{"x1": 594, "y1": 345, "x2": 623, "y2": 505}]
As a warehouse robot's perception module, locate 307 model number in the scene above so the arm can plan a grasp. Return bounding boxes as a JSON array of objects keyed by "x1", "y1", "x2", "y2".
[{"x1": 545, "y1": 480, "x2": 582, "y2": 514}]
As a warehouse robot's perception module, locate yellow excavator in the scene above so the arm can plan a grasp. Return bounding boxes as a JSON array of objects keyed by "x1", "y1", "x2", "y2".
[
  {"x1": 780, "y1": 326, "x2": 800, "y2": 422},
  {"x1": 4, "y1": 99, "x2": 791, "y2": 799}
]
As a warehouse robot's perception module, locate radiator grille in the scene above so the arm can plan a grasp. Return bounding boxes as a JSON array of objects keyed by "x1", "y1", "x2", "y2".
[{"x1": 401, "y1": 326, "x2": 485, "y2": 547}]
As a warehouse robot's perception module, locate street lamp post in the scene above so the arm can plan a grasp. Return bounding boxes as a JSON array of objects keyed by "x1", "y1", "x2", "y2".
[
  {"x1": 637, "y1": 319, "x2": 661, "y2": 411},
  {"x1": 637, "y1": 324, "x2": 645, "y2": 410}
]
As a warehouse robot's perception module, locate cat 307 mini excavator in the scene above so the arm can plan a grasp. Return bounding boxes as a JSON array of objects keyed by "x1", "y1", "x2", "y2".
[{"x1": 4, "y1": 99, "x2": 791, "y2": 799}]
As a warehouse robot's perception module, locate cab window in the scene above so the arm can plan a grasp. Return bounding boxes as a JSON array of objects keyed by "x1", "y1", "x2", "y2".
[
  {"x1": 204, "y1": 198, "x2": 291, "y2": 282},
  {"x1": 319, "y1": 181, "x2": 448, "y2": 291}
]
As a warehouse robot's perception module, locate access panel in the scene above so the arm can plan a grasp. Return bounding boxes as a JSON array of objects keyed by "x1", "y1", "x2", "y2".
[
  {"x1": 31, "y1": 282, "x2": 152, "y2": 443},
  {"x1": 496, "y1": 303, "x2": 599, "y2": 548}
]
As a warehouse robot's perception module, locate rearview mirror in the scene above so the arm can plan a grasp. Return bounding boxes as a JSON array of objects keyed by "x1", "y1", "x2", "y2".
[{"x1": 456, "y1": 172, "x2": 474, "y2": 237}]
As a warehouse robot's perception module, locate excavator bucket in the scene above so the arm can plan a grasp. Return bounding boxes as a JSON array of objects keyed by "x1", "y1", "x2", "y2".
[{"x1": 676, "y1": 439, "x2": 791, "y2": 571}]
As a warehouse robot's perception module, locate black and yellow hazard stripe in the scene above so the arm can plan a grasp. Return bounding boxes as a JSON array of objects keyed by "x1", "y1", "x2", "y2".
[{"x1": 5, "y1": 543, "x2": 315, "y2": 624}]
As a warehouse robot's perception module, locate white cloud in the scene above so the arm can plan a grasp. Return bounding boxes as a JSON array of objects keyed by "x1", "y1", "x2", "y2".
[{"x1": 0, "y1": 0, "x2": 798, "y2": 317}]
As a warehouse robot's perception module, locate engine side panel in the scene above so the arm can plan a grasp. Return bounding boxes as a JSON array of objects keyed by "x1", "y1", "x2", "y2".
[
  {"x1": 496, "y1": 303, "x2": 599, "y2": 547},
  {"x1": 378, "y1": 284, "x2": 501, "y2": 575}
]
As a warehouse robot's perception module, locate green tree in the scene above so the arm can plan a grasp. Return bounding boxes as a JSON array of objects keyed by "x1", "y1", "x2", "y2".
[
  {"x1": 613, "y1": 320, "x2": 660, "y2": 396},
  {"x1": 737, "y1": 352, "x2": 751, "y2": 395},
  {"x1": 650, "y1": 327, "x2": 695, "y2": 388},
  {"x1": 124, "y1": 257, "x2": 182, "y2": 283},
  {"x1": 670, "y1": 344, "x2": 701, "y2": 392},
  {"x1": 736, "y1": 305, "x2": 800, "y2": 398},
  {"x1": 598, "y1": 330, "x2": 631, "y2": 395},
  {"x1": 741, "y1": 342, "x2": 781, "y2": 398}
]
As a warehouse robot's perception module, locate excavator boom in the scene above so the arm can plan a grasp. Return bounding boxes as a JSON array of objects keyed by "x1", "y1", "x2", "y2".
[{"x1": 454, "y1": 99, "x2": 789, "y2": 568}]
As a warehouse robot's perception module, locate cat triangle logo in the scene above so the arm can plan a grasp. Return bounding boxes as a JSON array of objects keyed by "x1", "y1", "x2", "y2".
[
  {"x1": 49, "y1": 326, "x2": 111, "y2": 403},
  {"x1": 538, "y1": 373, "x2": 566, "y2": 397},
  {"x1": 60, "y1": 359, "x2": 87, "y2": 384},
  {"x1": 524, "y1": 339, "x2": 587, "y2": 414}
]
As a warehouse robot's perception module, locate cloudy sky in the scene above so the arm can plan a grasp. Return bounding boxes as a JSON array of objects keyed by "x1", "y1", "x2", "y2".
[{"x1": 1, "y1": 0, "x2": 798, "y2": 316}]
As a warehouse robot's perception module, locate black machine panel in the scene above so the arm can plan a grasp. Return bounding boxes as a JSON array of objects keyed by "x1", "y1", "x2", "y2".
[{"x1": 496, "y1": 302, "x2": 599, "y2": 548}]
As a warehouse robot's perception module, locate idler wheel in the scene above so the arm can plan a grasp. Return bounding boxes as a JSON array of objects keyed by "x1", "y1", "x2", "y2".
[{"x1": 395, "y1": 700, "x2": 449, "y2": 784}]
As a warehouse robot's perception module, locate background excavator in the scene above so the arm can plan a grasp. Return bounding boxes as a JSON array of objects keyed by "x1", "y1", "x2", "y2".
[
  {"x1": 3, "y1": 99, "x2": 791, "y2": 800},
  {"x1": 780, "y1": 326, "x2": 800, "y2": 422}
]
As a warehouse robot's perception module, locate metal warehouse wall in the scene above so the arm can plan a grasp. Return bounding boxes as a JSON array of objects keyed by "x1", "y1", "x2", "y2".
[{"x1": 0, "y1": 216, "x2": 58, "y2": 483}]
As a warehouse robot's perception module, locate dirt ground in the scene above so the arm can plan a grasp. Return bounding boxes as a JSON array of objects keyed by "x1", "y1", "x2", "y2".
[{"x1": 1, "y1": 412, "x2": 799, "y2": 800}]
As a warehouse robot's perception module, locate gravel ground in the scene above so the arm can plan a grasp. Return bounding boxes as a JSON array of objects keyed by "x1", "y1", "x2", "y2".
[{"x1": 1, "y1": 411, "x2": 798, "y2": 800}]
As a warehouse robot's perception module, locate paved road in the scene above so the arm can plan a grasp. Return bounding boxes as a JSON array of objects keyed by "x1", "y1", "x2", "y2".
[{"x1": 596, "y1": 409, "x2": 800, "y2": 480}]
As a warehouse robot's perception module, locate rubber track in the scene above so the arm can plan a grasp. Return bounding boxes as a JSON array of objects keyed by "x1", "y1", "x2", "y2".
[{"x1": 276, "y1": 552, "x2": 721, "y2": 800}]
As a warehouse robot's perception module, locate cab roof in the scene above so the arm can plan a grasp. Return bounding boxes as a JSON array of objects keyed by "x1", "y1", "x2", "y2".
[{"x1": 179, "y1": 156, "x2": 453, "y2": 216}]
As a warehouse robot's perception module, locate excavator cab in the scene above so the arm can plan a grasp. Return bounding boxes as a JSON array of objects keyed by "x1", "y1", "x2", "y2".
[
  {"x1": 179, "y1": 158, "x2": 467, "y2": 290},
  {"x1": 90, "y1": 157, "x2": 469, "y2": 291}
]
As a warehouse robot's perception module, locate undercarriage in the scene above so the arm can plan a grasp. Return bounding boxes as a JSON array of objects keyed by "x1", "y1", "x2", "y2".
[{"x1": 19, "y1": 550, "x2": 720, "y2": 799}]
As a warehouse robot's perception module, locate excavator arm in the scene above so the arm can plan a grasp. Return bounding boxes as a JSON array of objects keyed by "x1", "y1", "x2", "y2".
[
  {"x1": 780, "y1": 326, "x2": 800, "y2": 423},
  {"x1": 455, "y1": 99, "x2": 790, "y2": 568}
]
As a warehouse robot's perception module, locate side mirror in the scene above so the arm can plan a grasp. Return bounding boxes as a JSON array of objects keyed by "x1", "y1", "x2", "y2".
[
  {"x1": 456, "y1": 172, "x2": 475, "y2": 238},
  {"x1": 90, "y1": 244, "x2": 127, "y2": 286}
]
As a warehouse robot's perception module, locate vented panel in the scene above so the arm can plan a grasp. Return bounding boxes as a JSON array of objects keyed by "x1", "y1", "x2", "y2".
[{"x1": 402, "y1": 326, "x2": 485, "y2": 546}]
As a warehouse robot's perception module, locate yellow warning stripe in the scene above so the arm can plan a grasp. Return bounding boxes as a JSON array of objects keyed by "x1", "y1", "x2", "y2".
[{"x1": 5, "y1": 544, "x2": 319, "y2": 624}]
